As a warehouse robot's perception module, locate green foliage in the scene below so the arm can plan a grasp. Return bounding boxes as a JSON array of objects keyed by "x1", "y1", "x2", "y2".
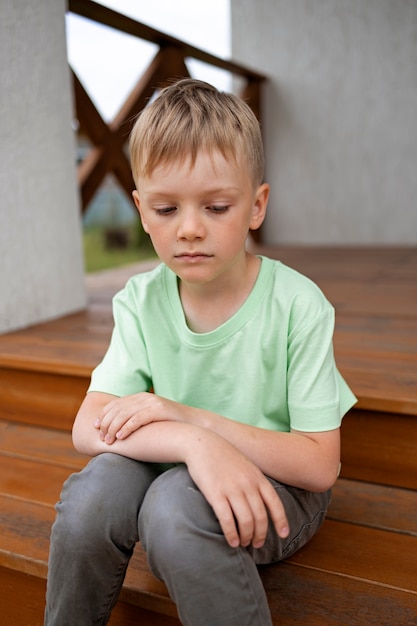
[{"x1": 83, "y1": 223, "x2": 156, "y2": 273}]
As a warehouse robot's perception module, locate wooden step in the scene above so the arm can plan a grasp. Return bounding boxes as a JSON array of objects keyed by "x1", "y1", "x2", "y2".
[
  {"x1": 340, "y1": 408, "x2": 417, "y2": 489},
  {"x1": 327, "y1": 478, "x2": 417, "y2": 535},
  {"x1": 1, "y1": 420, "x2": 417, "y2": 625},
  {"x1": 0, "y1": 364, "x2": 89, "y2": 432}
]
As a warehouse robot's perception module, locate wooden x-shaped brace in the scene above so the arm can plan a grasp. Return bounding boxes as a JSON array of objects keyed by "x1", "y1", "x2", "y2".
[{"x1": 73, "y1": 46, "x2": 190, "y2": 213}]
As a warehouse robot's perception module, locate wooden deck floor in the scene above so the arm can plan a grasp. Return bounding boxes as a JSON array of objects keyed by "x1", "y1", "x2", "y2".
[{"x1": 1, "y1": 245, "x2": 416, "y2": 416}]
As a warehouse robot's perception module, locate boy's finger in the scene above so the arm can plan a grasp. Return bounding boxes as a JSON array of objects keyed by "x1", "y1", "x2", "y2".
[
  {"x1": 212, "y1": 499, "x2": 240, "y2": 548},
  {"x1": 229, "y1": 495, "x2": 256, "y2": 547},
  {"x1": 262, "y1": 483, "x2": 289, "y2": 539},
  {"x1": 245, "y1": 493, "x2": 269, "y2": 548}
]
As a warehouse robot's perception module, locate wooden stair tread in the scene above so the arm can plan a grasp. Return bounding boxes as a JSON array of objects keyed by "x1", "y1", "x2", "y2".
[
  {"x1": 321, "y1": 282, "x2": 417, "y2": 318},
  {"x1": 0, "y1": 456, "x2": 79, "y2": 505},
  {"x1": 340, "y1": 409, "x2": 417, "y2": 489},
  {"x1": 340, "y1": 367, "x2": 417, "y2": 414},
  {"x1": 328, "y1": 479, "x2": 417, "y2": 535},
  {"x1": 0, "y1": 368, "x2": 88, "y2": 431},
  {"x1": 0, "y1": 308, "x2": 111, "y2": 376},
  {"x1": 0, "y1": 420, "x2": 87, "y2": 469},
  {"x1": 288, "y1": 519, "x2": 417, "y2": 593},
  {"x1": 0, "y1": 495, "x2": 51, "y2": 577},
  {"x1": 261, "y1": 562, "x2": 417, "y2": 625},
  {"x1": 335, "y1": 314, "x2": 417, "y2": 353}
]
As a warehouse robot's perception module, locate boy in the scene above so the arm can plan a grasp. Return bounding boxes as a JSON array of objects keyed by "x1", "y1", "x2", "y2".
[{"x1": 45, "y1": 78, "x2": 356, "y2": 625}]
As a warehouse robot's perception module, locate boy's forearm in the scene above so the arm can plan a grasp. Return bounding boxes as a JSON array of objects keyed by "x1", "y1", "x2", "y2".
[
  {"x1": 96, "y1": 412, "x2": 338, "y2": 494},
  {"x1": 184, "y1": 407, "x2": 340, "y2": 492},
  {"x1": 74, "y1": 414, "x2": 197, "y2": 464},
  {"x1": 73, "y1": 392, "x2": 339, "y2": 492},
  {"x1": 71, "y1": 392, "x2": 184, "y2": 463}
]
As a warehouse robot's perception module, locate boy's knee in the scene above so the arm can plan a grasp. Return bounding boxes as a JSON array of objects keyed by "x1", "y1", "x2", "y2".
[
  {"x1": 139, "y1": 465, "x2": 221, "y2": 562},
  {"x1": 60, "y1": 454, "x2": 127, "y2": 508},
  {"x1": 53, "y1": 454, "x2": 155, "y2": 549}
]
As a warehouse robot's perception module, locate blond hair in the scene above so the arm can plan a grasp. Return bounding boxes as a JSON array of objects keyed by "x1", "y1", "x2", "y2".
[{"x1": 129, "y1": 78, "x2": 264, "y2": 188}]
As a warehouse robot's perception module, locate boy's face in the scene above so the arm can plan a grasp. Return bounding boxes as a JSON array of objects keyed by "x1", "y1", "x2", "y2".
[{"x1": 132, "y1": 149, "x2": 269, "y2": 289}]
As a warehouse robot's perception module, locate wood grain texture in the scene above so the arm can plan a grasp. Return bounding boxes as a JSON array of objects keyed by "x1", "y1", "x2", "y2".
[{"x1": 340, "y1": 410, "x2": 417, "y2": 488}]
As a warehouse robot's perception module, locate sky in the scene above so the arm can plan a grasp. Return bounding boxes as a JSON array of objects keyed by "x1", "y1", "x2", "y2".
[{"x1": 66, "y1": 0, "x2": 231, "y2": 121}]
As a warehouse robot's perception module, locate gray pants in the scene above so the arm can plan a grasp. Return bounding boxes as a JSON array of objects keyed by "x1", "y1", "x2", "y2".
[{"x1": 44, "y1": 453, "x2": 331, "y2": 626}]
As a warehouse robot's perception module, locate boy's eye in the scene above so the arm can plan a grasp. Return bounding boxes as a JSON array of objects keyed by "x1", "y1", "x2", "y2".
[
  {"x1": 154, "y1": 207, "x2": 176, "y2": 215},
  {"x1": 208, "y1": 205, "x2": 230, "y2": 213}
]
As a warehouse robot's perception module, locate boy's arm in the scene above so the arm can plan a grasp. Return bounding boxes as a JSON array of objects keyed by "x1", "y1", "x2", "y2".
[
  {"x1": 95, "y1": 393, "x2": 340, "y2": 493},
  {"x1": 190, "y1": 409, "x2": 341, "y2": 493},
  {"x1": 72, "y1": 391, "x2": 290, "y2": 549}
]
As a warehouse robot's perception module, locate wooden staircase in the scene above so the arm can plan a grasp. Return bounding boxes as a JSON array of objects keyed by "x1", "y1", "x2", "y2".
[{"x1": 1, "y1": 247, "x2": 416, "y2": 625}]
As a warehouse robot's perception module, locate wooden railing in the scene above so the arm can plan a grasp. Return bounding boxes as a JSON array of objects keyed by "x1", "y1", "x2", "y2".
[{"x1": 67, "y1": 0, "x2": 267, "y2": 222}]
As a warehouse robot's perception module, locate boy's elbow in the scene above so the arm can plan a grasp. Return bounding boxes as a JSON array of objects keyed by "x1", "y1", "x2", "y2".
[
  {"x1": 316, "y1": 476, "x2": 337, "y2": 493},
  {"x1": 72, "y1": 421, "x2": 97, "y2": 457},
  {"x1": 72, "y1": 427, "x2": 87, "y2": 455},
  {"x1": 314, "y1": 462, "x2": 340, "y2": 493}
]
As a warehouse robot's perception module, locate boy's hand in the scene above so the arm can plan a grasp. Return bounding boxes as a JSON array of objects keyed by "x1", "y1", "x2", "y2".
[
  {"x1": 95, "y1": 392, "x2": 181, "y2": 444},
  {"x1": 184, "y1": 429, "x2": 289, "y2": 549}
]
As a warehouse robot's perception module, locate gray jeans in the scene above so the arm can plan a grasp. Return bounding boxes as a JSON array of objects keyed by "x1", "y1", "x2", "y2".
[{"x1": 44, "y1": 453, "x2": 331, "y2": 626}]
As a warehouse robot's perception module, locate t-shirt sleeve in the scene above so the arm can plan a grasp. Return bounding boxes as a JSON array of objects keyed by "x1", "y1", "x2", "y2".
[
  {"x1": 88, "y1": 282, "x2": 152, "y2": 397},
  {"x1": 287, "y1": 305, "x2": 357, "y2": 432}
]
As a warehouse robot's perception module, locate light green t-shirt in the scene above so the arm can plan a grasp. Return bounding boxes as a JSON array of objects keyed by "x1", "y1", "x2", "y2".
[{"x1": 89, "y1": 257, "x2": 356, "y2": 432}]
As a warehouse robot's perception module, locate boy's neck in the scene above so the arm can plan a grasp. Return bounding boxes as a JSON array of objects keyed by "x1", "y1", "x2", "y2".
[{"x1": 179, "y1": 253, "x2": 261, "y2": 333}]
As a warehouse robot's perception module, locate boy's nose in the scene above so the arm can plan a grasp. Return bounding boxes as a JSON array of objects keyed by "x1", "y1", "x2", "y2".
[{"x1": 177, "y1": 210, "x2": 205, "y2": 240}]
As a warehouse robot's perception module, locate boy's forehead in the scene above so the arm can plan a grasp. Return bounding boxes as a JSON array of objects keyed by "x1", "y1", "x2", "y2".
[
  {"x1": 138, "y1": 144, "x2": 247, "y2": 180},
  {"x1": 135, "y1": 149, "x2": 258, "y2": 200}
]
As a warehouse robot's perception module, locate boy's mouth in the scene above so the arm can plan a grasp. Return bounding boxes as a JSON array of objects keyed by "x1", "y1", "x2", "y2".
[{"x1": 175, "y1": 253, "x2": 213, "y2": 262}]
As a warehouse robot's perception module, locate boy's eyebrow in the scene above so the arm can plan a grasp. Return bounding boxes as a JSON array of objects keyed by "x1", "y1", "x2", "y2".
[
  {"x1": 144, "y1": 186, "x2": 241, "y2": 197},
  {"x1": 200, "y1": 186, "x2": 241, "y2": 197}
]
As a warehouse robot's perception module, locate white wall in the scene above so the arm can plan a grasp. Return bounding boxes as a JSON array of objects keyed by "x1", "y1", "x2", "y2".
[
  {"x1": 0, "y1": 0, "x2": 86, "y2": 333},
  {"x1": 232, "y1": 0, "x2": 417, "y2": 244}
]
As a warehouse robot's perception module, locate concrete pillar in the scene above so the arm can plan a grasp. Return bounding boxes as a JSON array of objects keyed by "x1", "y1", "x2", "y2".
[{"x1": 0, "y1": 0, "x2": 86, "y2": 333}]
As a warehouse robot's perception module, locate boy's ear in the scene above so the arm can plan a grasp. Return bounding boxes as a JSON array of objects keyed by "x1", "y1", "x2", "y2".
[
  {"x1": 249, "y1": 183, "x2": 269, "y2": 231},
  {"x1": 132, "y1": 190, "x2": 149, "y2": 234}
]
